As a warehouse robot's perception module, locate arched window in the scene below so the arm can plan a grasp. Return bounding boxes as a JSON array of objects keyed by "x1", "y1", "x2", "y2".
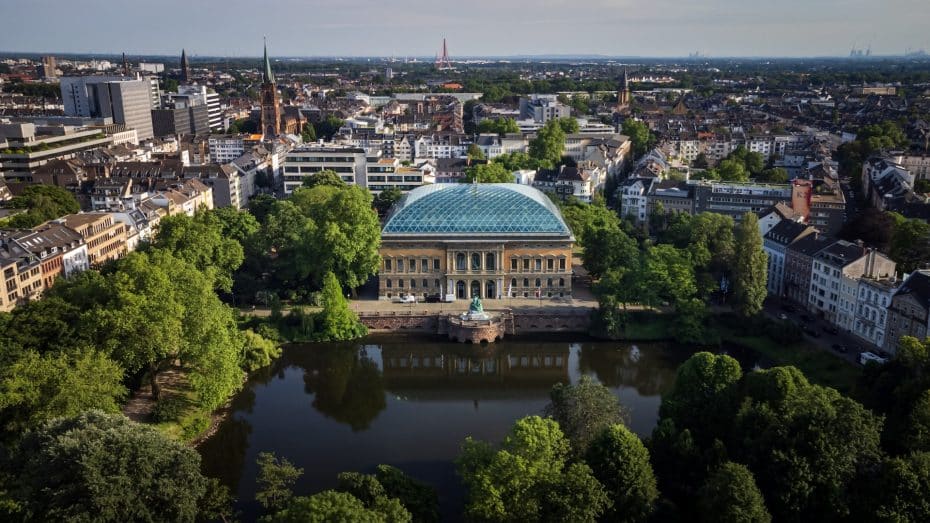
[
  {"x1": 486, "y1": 253, "x2": 496, "y2": 271},
  {"x1": 456, "y1": 252, "x2": 466, "y2": 271},
  {"x1": 386, "y1": 279, "x2": 392, "y2": 288},
  {"x1": 535, "y1": 278, "x2": 541, "y2": 288},
  {"x1": 410, "y1": 279, "x2": 416, "y2": 288},
  {"x1": 547, "y1": 278, "x2": 553, "y2": 288},
  {"x1": 471, "y1": 253, "x2": 481, "y2": 271},
  {"x1": 523, "y1": 278, "x2": 529, "y2": 287},
  {"x1": 559, "y1": 278, "x2": 565, "y2": 287},
  {"x1": 486, "y1": 280, "x2": 496, "y2": 299},
  {"x1": 511, "y1": 278, "x2": 517, "y2": 288}
]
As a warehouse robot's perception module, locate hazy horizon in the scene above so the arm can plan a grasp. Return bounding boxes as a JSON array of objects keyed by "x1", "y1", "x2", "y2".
[{"x1": 2, "y1": 0, "x2": 929, "y2": 59}]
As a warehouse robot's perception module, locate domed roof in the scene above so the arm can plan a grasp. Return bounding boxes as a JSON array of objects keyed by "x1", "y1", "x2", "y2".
[{"x1": 382, "y1": 183, "x2": 572, "y2": 237}]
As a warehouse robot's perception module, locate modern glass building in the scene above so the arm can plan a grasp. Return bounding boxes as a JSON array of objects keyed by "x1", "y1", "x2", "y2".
[{"x1": 379, "y1": 183, "x2": 575, "y2": 300}]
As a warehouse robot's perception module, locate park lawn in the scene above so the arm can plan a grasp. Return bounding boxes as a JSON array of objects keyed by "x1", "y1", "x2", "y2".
[
  {"x1": 622, "y1": 313, "x2": 675, "y2": 341},
  {"x1": 719, "y1": 326, "x2": 860, "y2": 394}
]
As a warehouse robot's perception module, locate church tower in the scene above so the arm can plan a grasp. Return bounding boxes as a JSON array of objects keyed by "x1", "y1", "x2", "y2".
[
  {"x1": 260, "y1": 38, "x2": 282, "y2": 139},
  {"x1": 180, "y1": 49, "x2": 190, "y2": 84},
  {"x1": 617, "y1": 68, "x2": 631, "y2": 110}
]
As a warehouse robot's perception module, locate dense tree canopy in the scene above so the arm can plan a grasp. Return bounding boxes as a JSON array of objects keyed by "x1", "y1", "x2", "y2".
[
  {"x1": 151, "y1": 210, "x2": 245, "y2": 292},
  {"x1": 697, "y1": 462, "x2": 771, "y2": 523},
  {"x1": 622, "y1": 120, "x2": 655, "y2": 158},
  {"x1": 3, "y1": 184, "x2": 80, "y2": 228},
  {"x1": 528, "y1": 119, "x2": 567, "y2": 167},
  {"x1": 733, "y1": 212, "x2": 768, "y2": 316},
  {"x1": 3, "y1": 411, "x2": 215, "y2": 522},
  {"x1": 544, "y1": 375, "x2": 629, "y2": 455},
  {"x1": 585, "y1": 424, "x2": 658, "y2": 522},
  {"x1": 889, "y1": 213, "x2": 930, "y2": 273},
  {"x1": 477, "y1": 117, "x2": 520, "y2": 135},
  {"x1": 463, "y1": 162, "x2": 514, "y2": 183}
]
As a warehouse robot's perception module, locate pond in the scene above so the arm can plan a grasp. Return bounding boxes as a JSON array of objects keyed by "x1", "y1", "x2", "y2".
[{"x1": 198, "y1": 335, "x2": 765, "y2": 521}]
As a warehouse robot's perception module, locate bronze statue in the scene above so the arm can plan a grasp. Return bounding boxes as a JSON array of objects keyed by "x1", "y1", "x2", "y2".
[{"x1": 469, "y1": 295, "x2": 483, "y2": 313}]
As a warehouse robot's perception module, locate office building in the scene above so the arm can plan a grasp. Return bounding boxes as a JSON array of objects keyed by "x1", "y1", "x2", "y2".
[{"x1": 60, "y1": 76, "x2": 155, "y2": 140}]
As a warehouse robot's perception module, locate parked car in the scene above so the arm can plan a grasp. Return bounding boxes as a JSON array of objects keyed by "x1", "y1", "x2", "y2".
[
  {"x1": 859, "y1": 352, "x2": 888, "y2": 366},
  {"x1": 424, "y1": 294, "x2": 441, "y2": 303},
  {"x1": 393, "y1": 294, "x2": 416, "y2": 304}
]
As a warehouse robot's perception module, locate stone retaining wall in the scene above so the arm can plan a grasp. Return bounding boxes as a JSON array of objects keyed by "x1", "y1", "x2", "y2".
[{"x1": 359, "y1": 308, "x2": 593, "y2": 338}]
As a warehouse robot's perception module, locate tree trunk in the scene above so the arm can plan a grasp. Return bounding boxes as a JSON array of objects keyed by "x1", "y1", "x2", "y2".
[{"x1": 149, "y1": 363, "x2": 161, "y2": 401}]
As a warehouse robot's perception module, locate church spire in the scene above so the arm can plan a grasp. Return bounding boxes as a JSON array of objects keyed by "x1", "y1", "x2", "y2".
[
  {"x1": 262, "y1": 37, "x2": 274, "y2": 84},
  {"x1": 180, "y1": 48, "x2": 190, "y2": 83}
]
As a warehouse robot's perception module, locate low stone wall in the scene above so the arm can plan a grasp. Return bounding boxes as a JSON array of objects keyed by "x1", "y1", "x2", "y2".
[{"x1": 359, "y1": 308, "x2": 594, "y2": 340}]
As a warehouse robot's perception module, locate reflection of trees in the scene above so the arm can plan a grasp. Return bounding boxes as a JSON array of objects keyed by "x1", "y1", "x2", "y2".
[
  {"x1": 198, "y1": 416, "x2": 252, "y2": 493},
  {"x1": 578, "y1": 343, "x2": 680, "y2": 396},
  {"x1": 299, "y1": 345, "x2": 387, "y2": 431}
]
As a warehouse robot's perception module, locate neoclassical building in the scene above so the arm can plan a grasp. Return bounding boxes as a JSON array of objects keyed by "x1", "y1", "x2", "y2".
[{"x1": 379, "y1": 183, "x2": 575, "y2": 301}]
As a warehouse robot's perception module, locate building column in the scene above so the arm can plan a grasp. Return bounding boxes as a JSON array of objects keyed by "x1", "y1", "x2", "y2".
[{"x1": 498, "y1": 277, "x2": 504, "y2": 300}]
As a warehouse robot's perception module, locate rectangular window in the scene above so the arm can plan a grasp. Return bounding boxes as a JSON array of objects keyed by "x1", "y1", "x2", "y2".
[
  {"x1": 423, "y1": 279, "x2": 429, "y2": 288},
  {"x1": 411, "y1": 280, "x2": 416, "y2": 288},
  {"x1": 385, "y1": 259, "x2": 392, "y2": 271},
  {"x1": 511, "y1": 259, "x2": 517, "y2": 271},
  {"x1": 398, "y1": 279, "x2": 404, "y2": 288},
  {"x1": 523, "y1": 259, "x2": 530, "y2": 271},
  {"x1": 409, "y1": 259, "x2": 416, "y2": 272},
  {"x1": 559, "y1": 259, "x2": 566, "y2": 271},
  {"x1": 433, "y1": 259, "x2": 440, "y2": 270},
  {"x1": 535, "y1": 259, "x2": 542, "y2": 271},
  {"x1": 422, "y1": 259, "x2": 429, "y2": 272},
  {"x1": 547, "y1": 259, "x2": 554, "y2": 271},
  {"x1": 386, "y1": 279, "x2": 392, "y2": 288},
  {"x1": 397, "y1": 259, "x2": 404, "y2": 271}
]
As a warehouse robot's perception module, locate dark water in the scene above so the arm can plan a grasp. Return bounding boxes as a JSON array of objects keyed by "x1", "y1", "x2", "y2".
[{"x1": 198, "y1": 336, "x2": 765, "y2": 521}]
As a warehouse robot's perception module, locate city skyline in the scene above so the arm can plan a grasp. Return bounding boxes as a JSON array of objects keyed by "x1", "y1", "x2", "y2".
[{"x1": 2, "y1": 0, "x2": 929, "y2": 58}]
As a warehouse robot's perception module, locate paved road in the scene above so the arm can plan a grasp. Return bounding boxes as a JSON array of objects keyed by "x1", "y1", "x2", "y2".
[{"x1": 761, "y1": 298, "x2": 877, "y2": 366}]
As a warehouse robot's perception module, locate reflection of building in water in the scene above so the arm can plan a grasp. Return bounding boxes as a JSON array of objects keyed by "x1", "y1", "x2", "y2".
[{"x1": 381, "y1": 345, "x2": 570, "y2": 395}]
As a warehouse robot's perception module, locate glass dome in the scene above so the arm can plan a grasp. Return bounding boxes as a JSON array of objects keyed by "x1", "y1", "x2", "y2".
[{"x1": 382, "y1": 184, "x2": 572, "y2": 236}]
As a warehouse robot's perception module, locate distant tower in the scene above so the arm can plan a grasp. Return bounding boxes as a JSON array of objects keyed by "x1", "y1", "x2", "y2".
[
  {"x1": 617, "y1": 68, "x2": 631, "y2": 110},
  {"x1": 122, "y1": 52, "x2": 130, "y2": 76},
  {"x1": 180, "y1": 48, "x2": 190, "y2": 83},
  {"x1": 435, "y1": 38, "x2": 453, "y2": 70},
  {"x1": 260, "y1": 37, "x2": 282, "y2": 139}
]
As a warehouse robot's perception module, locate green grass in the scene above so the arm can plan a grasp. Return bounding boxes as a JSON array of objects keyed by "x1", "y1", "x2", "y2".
[
  {"x1": 718, "y1": 326, "x2": 860, "y2": 394},
  {"x1": 619, "y1": 312, "x2": 675, "y2": 341}
]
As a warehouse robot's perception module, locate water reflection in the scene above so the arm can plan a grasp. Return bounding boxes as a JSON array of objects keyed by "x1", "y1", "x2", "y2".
[{"x1": 198, "y1": 338, "x2": 761, "y2": 521}]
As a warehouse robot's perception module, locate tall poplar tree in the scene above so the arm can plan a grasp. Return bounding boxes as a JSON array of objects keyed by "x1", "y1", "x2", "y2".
[{"x1": 733, "y1": 212, "x2": 768, "y2": 317}]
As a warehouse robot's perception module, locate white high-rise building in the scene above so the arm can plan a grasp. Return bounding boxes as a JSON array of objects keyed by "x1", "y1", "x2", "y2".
[
  {"x1": 60, "y1": 76, "x2": 154, "y2": 140},
  {"x1": 178, "y1": 85, "x2": 223, "y2": 132}
]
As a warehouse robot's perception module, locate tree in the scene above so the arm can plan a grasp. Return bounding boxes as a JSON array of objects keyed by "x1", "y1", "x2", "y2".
[
  {"x1": 5, "y1": 411, "x2": 211, "y2": 522},
  {"x1": 151, "y1": 210, "x2": 245, "y2": 292},
  {"x1": 692, "y1": 153, "x2": 709, "y2": 169},
  {"x1": 373, "y1": 187, "x2": 403, "y2": 218},
  {"x1": 544, "y1": 376, "x2": 629, "y2": 455},
  {"x1": 717, "y1": 158, "x2": 749, "y2": 182},
  {"x1": 466, "y1": 143, "x2": 486, "y2": 161},
  {"x1": 493, "y1": 151, "x2": 539, "y2": 171},
  {"x1": 851, "y1": 452, "x2": 930, "y2": 522},
  {"x1": 301, "y1": 122, "x2": 317, "y2": 143},
  {"x1": 302, "y1": 169, "x2": 346, "y2": 189},
  {"x1": 581, "y1": 225, "x2": 638, "y2": 280},
  {"x1": 457, "y1": 416, "x2": 609, "y2": 522},
  {"x1": 211, "y1": 206, "x2": 260, "y2": 246},
  {"x1": 239, "y1": 329, "x2": 281, "y2": 371},
  {"x1": 697, "y1": 462, "x2": 771, "y2": 523},
  {"x1": 528, "y1": 119, "x2": 566, "y2": 167},
  {"x1": 0, "y1": 349, "x2": 126, "y2": 435},
  {"x1": 889, "y1": 213, "x2": 930, "y2": 273},
  {"x1": 659, "y1": 352, "x2": 742, "y2": 444},
  {"x1": 755, "y1": 167, "x2": 789, "y2": 183},
  {"x1": 463, "y1": 162, "x2": 513, "y2": 183},
  {"x1": 733, "y1": 212, "x2": 767, "y2": 316},
  {"x1": 734, "y1": 366, "x2": 883, "y2": 521},
  {"x1": 316, "y1": 115, "x2": 345, "y2": 140},
  {"x1": 477, "y1": 117, "x2": 520, "y2": 135},
  {"x1": 622, "y1": 120, "x2": 655, "y2": 158},
  {"x1": 270, "y1": 490, "x2": 409, "y2": 523},
  {"x1": 374, "y1": 465, "x2": 440, "y2": 523},
  {"x1": 556, "y1": 116, "x2": 580, "y2": 134},
  {"x1": 585, "y1": 424, "x2": 658, "y2": 522},
  {"x1": 4, "y1": 185, "x2": 80, "y2": 228},
  {"x1": 256, "y1": 451, "x2": 304, "y2": 513},
  {"x1": 316, "y1": 271, "x2": 367, "y2": 341}
]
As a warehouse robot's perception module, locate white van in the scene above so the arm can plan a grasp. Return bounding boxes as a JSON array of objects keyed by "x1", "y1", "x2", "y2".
[{"x1": 859, "y1": 352, "x2": 888, "y2": 366}]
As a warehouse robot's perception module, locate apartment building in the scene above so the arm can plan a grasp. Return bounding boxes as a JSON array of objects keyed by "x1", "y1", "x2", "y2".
[
  {"x1": 60, "y1": 213, "x2": 129, "y2": 266},
  {"x1": 884, "y1": 270, "x2": 930, "y2": 355},
  {"x1": 854, "y1": 276, "x2": 899, "y2": 349},
  {"x1": 0, "y1": 122, "x2": 113, "y2": 182},
  {"x1": 763, "y1": 220, "x2": 817, "y2": 297},
  {"x1": 809, "y1": 243, "x2": 896, "y2": 330},
  {"x1": 692, "y1": 180, "x2": 792, "y2": 221},
  {"x1": 282, "y1": 145, "x2": 368, "y2": 194}
]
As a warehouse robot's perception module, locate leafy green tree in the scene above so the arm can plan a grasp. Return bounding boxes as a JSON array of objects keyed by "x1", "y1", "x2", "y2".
[
  {"x1": 692, "y1": 153, "x2": 709, "y2": 169},
  {"x1": 544, "y1": 376, "x2": 629, "y2": 455},
  {"x1": 559, "y1": 198, "x2": 621, "y2": 245},
  {"x1": 4, "y1": 185, "x2": 80, "y2": 228},
  {"x1": 659, "y1": 352, "x2": 742, "y2": 444},
  {"x1": 4, "y1": 411, "x2": 211, "y2": 522},
  {"x1": 734, "y1": 367, "x2": 883, "y2": 521},
  {"x1": 463, "y1": 162, "x2": 513, "y2": 183},
  {"x1": 585, "y1": 424, "x2": 658, "y2": 522},
  {"x1": 850, "y1": 452, "x2": 930, "y2": 522},
  {"x1": 374, "y1": 465, "x2": 440, "y2": 523},
  {"x1": 697, "y1": 462, "x2": 771, "y2": 523},
  {"x1": 302, "y1": 169, "x2": 346, "y2": 189},
  {"x1": 316, "y1": 271, "x2": 367, "y2": 341},
  {"x1": 529, "y1": 119, "x2": 567, "y2": 167},
  {"x1": 256, "y1": 451, "x2": 304, "y2": 513},
  {"x1": 755, "y1": 167, "x2": 789, "y2": 183},
  {"x1": 373, "y1": 187, "x2": 403, "y2": 218},
  {"x1": 478, "y1": 117, "x2": 520, "y2": 135},
  {"x1": 248, "y1": 194, "x2": 279, "y2": 225},
  {"x1": 240, "y1": 329, "x2": 281, "y2": 371},
  {"x1": 457, "y1": 416, "x2": 610, "y2": 522},
  {"x1": 581, "y1": 225, "x2": 639, "y2": 280},
  {"x1": 641, "y1": 244, "x2": 697, "y2": 307},
  {"x1": 316, "y1": 115, "x2": 345, "y2": 140},
  {"x1": 732, "y1": 212, "x2": 767, "y2": 316},
  {"x1": 717, "y1": 158, "x2": 749, "y2": 182},
  {"x1": 622, "y1": 120, "x2": 655, "y2": 158},
  {"x1": 301, "y1": 121, "x2": 317, "y2": 143},
  {"x1": 648, "y1": 419, "x2": 727, "y2": 513},
  {"x1": 270, "y1": 490, "x2": 409, "y2": 523},
  {"x1": 889, "y1": 213, "x2": 930, "y2": 273},
  {"x1": 0, "y1": 349, "x2": 125, "y2": 435},
  {"x1": 493, "y1": 151, "x2": 539, "y2": 171},
  {"x1": 466, "y1": 143, "x2": 486, "y2": 161},
  {"x1": 556, "y1": 116, "x2": 580, "y2": 134},
  {"x1": 151, "y1": 210, "x2": 245, "y2": 292},
  {"x1": 212, "y1": 205, "x2": 260, "y2": 245}
]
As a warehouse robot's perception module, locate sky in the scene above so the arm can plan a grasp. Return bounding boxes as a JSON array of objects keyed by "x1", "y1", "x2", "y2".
[{"x1": 2, "y1": 0, "x2": 929, "y2": 58}]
